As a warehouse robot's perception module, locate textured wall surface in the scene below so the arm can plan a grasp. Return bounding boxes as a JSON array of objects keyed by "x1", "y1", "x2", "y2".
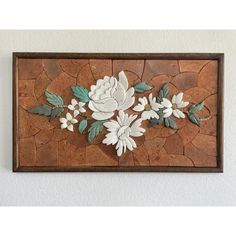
[{"x1": 0, "y1": 30, "x2": 235, "y2": 206}]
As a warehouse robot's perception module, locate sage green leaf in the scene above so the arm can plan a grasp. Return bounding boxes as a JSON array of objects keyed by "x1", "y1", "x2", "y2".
[
  {"x1": 78, "y1": 119, "x2": 88, "y2": 134},
  {"x1": 49, "y1": 107, "x2": 64, "y2": 121},
  {"x1": 71, "y1": 86, "x2": 90, "y2": 103},
  {"x1": 164, "y1": 117, "x2": 177, "y2": 129},
  {"x1": 188, "y1": 113, "x2": 201, "y2": 127},
  {"x1": 157, "y1": 83, "x2": 169, "y2": 103},
  {"x1": 149, "y1": 109, "x2": 164, "y2": 126},
  {"x1": 88, "y1": 120, "x2": 106, "y2": 144},
  {"x1": 28, "y1": 104, "x2": 52, "y2": 116},
  {"x1": 45, "y1": 90, "x2": 64, "y2": 106},
  {"x1": 134, "y1": 82, "x2": 152, "y2": 93},
  {"x1": 188, "y1": 101, "x2": 204, "y2": 114}
]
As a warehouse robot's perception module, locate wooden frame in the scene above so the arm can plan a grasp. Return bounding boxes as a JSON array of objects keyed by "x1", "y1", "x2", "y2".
[{"x1": 13, "y1": 52, "x2": 224, "y2": 172}]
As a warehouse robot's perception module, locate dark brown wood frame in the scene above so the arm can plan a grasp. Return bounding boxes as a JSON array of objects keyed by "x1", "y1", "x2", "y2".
[{"x1": 13, "y1": 52, "x2": 224, "y2": 172}]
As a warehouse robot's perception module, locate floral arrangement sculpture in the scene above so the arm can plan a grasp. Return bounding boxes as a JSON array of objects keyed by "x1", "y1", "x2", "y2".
[{"x1": 28, "y1": 71, "x2": 206, "y2": 157}]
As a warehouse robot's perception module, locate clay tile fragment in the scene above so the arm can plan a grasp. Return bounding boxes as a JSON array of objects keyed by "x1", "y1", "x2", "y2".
[
  {"x1": 89, "y1": 59, "x2": 112, "y2": 80},
  {"x1": 19, "y1": 137, "x2": 36, "y2": 166},
  {"x1": 172, "y1": 72, "x2": 198, "y2": 91},
  {"x1": 164, "y1": 133, "x2": 184, "y2": 155},
  {"x1": 179, "y1": 60, "x2": 210, "y2": 73}
]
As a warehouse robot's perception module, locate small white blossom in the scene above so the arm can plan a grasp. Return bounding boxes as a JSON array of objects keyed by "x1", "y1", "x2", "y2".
[
  {"x1": 60, "y1": 112, "x2": 78, "y2": 132},
  {"x1": 68, "y1": 99, "x2": 86, "y2": 117},
  {"x1": 161, "y1": 92, "x2": 189, "y2": 119},
  {"x1": 133, "y1": 93, "x2": 163, "y2": 120},
  {"x1": 102, "y1": 110, "x2": 145, "y2": 156}
]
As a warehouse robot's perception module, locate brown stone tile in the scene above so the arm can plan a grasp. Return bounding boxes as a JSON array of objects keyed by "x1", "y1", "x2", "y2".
[
  {"x1": 113, "y1": 60, "x2": 144, "y2": 78},
  {"x1": 155, "y1": 148, "x2": 169, "y2": 166},
  {"x1": 118, "y1": 151, "x2": 135, "y2": 166},
  {"x1": 144, "y1": 137, "x2": 166, "y2": 161},
  {"x1": 148, "y1": 75, "x2": 172, "y2": 96},
  {"x1": 205, "y1": 94, "x2": 217, "y2": 115},
  {"x1": 52, "y1": 128, "x2": 70, "y2": 142},
  {"x1": 34, "y1": 71, "x2": 52, "y2": 98},
  {"x1": 179, "y1": 60, "x2": 210, "y2": 72},
  {"x1": 86, "y1": 145, "x2": 118, "y2": 166},
  {"x1": 19, "y1": 96, "x2": 38, "y2": 110},
  {"x1": 133, "y1": 144, "x2": 150, "y2": 166},
  {"x1": 178, "y1": 122, "x2": 199, "y2": 145},
  {"x1": 89, "y1": 59, "x2": 112, "y2": 80},
  {"x1": 47, "y1": 72, "x2": 76, "y2": 96},
  {"x1": 142, "y1": 60, "x2": 179, "y2": 82},
  {"x1": 59, "y1": 59, "x2": 84, "y2": 77},
  {"x1": 36, "y1": 141, "x2": 58, "y2": 166},
  {"x1": 42, "y1": 59, "x2": 62, "y2": 79},
  {"x1": 67, "y1": 131, "x2": 89, "y2": 148},
  {"x1": 168, "y1": 154, "x2": 194, "y2": 167},
  {"x1": 200, "y1": 116, "x2": 217, "y2": 136},
  {"x1": 185, "y1": 142, "x2": 217, "y2": 167},
  {"x1": 19, "y1": 108, "x2": 39, "y2": 138},
  {"x1": 77, "y1": 64, "x2": 95, "y2": 88},
  {"x1": 164, "y1": 133, "x2": 183, "y2": 155},
  {"x1": 19, "y1": 79, "x2": 35, "y2": 97},
  {"x1": 125, "y1": 71, "x2": 141, "y2": 87},
  {"x1": 192, "y1": 133, "x2": 217, "y2": 156},
  {"x1": 172, "y1": 72, "x2": 198, "y2": 91},
  {"x1": 160, "y1": 127, "x2": 177, "y2": 138},
  {"x1": 18, "y1": 59, "x2": 43, "y2": 80},
  {"x1": 198, "y1": 61, "x2": 218, "y2": 94},
  {"x1": 35, "y1": 129, "x2": 54, "y2": 148},
  {"x1": 19, "y1": 137, "x2": 36, "y2": 166},
  {"x1": 28, "y1": 113, "x2": 54, "y2": 130},
  {"x1": 184, "y1": 87, "x2": 211, "y2": 103}
]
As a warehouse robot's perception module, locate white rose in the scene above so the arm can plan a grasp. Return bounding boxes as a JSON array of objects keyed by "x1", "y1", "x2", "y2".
[{"x1": 88, "y1": 71, "x2": 135, "y2": 120}]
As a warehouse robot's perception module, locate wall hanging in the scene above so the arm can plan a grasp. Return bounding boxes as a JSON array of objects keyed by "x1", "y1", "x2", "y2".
[{"x1": 13, "y1": 53, "x2": 224, "y2": 172}]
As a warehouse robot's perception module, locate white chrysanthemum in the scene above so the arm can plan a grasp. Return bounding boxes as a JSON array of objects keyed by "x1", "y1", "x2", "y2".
[
  {"x1": 68, "y1": 99, "x2": 86, "y2": 117},
  {"x1": 133, "y1": 93, "x2": 163, "y2": 120},
  {"x1": 102, "y1": 110, "x2": 145, "y2": 156},
  {"x1": 88, "y1": 71, "x2": 135, "y2": 120},
  {"x1": 59, "y1": 112, "x2": 78, "y2": 132},
  {"x1": 161, "y1": 92, "x2": 189, "y2": 118}
]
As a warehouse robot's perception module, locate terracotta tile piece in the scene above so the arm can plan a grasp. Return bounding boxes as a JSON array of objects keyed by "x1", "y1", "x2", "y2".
[
  {"x1": 164, "y1": 133, "x2": 184, "y2": 155},
  {"x1": 172, "y1": 72, "x2": 198, "y2": 91},
  {"x1": 179, "y1": 60, "x2": 210, "y2": 72},
  {"x1": 89, "y1": 59, "x2": 112, "y2": 80}
]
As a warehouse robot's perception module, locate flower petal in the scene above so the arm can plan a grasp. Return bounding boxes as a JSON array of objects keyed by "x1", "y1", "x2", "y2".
[
  {"x1": 78, "y1": 102, "x2": 85, "y2": 107},
  {"x1": 103, "y1": 120, "x2": 120, "y2": 130},
  {"x1": 178, "y1": 101, "x2": 189, "y2": 108},
  {"x1": 88, "y1": 101, "x2": 99, "y2": 112},
  {"x1": 173, "y1": 109, "x2": 180, "y2": 118},
  {"x1": 70, "y1": 119, "x2": 78, "y2": 124},
  {"x1": 176, "y1": 92, "x2": 183, "y2": 105},
  {"x1": 141, "y1": 111, "x2": 151, "y2": 120},
  {"x1": 163, "y1": 108, "x2": 172, "y2": 118},
  {"x1": 161, "y1": 98, "x2": 172, "y2": 108},
  {"x1": 59, "y1": 118, "x2": 67, "y2": 124},
  {"x1": 71, "y1": 99, "x2": 77, "y2": 106},
  {"x1": 130, "y1": 118, "x2": 145, "y2": 137},
  {"x1": 133, "y1": 104, "x2": 144, "y2": 112},
  {"x1": 149, "y1": 110, "x2": 159, "y2": 119},
  {"x1": 172, "y1": 95, "x2": 177, "y2": 104},
  {"x1": 176, "y1": 109, "x2": 185, "y2": 118},
  {"x1": 79, "y1": 107, "x2": 86, "y2": 113},
  {"x1": 118, "y1": 71, "x2": 128, "y2": 91},
  {"x1": 117, "y1": 87, "x2": 135, "y2": 110},
  {"x1": 116, "y1": 141, "x2": 123, "y2": 156},
  {"x1": 92, "y1": 111, "x2": 114, "y2": 120},
  {"x1": 66, "y1": 113, "x2": 73, "y2": 121},
  {"x1": 68, "y1": 104, "x2": 75, "y2": 111},
  {"x1": 93, "y1": 98, "x2": 118, "y2": 113},
  {"x1": 73, "y1": 110, "x2": 80, "y2": 117},
  {"x1": 67, "y1": 124, "x2": 74, "y2": 132},
  {"x1": 61, "y1": 123, "x2": 67, "y2": 129}
]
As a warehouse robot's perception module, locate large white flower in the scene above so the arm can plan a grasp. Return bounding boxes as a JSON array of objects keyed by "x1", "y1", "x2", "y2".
[
  {"x1": 88, "y1": 71, "x2": 135, "y2": 120},
  {"x1": 133, "y1": 93, "x2": 163, "y2": 120},
  {"x1": 68, "y1": 99, "x2": 86, "y2": 117},
  {"x1": 161, "y1": 92, "x2": 189, "y2": 118},
  {"x1": 102, "y1": 110, "x2": 145, "y2": 156},
  {"x1": 59, "y1": 112, "x2": 78, "y2": 132}
]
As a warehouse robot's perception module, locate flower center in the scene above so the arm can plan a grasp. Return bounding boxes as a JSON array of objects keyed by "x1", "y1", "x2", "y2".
[
  {"x1": 144, "y1": 104, "x2": 151, "y2": 111},
  {"x1": 172, "y1": 103, "x2": 177, "y2": 110},
  {"x1": 66, "y1": 121, "x2": 72, "y2": 126},
  {"x1": 75, "y1": 104, "x2": 80, "y2": 109}
]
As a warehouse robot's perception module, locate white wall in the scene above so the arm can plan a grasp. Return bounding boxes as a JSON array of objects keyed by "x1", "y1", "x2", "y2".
[{"x1": 0, "y1": 30, "x2": 235, "y2": 206}]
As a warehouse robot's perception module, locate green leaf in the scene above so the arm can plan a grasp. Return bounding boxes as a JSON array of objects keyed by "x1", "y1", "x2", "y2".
[
  {"x1": 188, "y1": 113, "x2": 201, "y2": 127},
  {"x1": 49, "y1": 107, "x2": 64, "y2": 121},
  {"x1": 164, "y1": 117, "x2": 177, "y2": 129},
  {"x1": 45, "y1": 90, "x2": 64, "y2": 106},
  {"x1": 71, "y1": 86, "x2": 90, "y2": 103},
  {"x1": 28, "y1": 104, "x2": 52, "y2": 116},
  {"x1": 149, "y1": 109, "x2": 164, "y2": 127},
  {"x1": 188, "y1": 101, "x2": 205, "y2": 114},
  {"x1": 88, "y1": 120, "x2": 106, "y2": 144},
  {"x1": 78, "y1": 119, "x2": 88, "y2": 134},
  {"x1": 157, "y1": 83, "x2": 169, "y2": 103},
  {"x1": 134, "y1": 82, "x2": 152, "y2": 93}
]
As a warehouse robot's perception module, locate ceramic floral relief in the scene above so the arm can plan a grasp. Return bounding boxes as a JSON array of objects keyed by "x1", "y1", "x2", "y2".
[{"x1": 28, "y1": 71, "x2": 208, "y2": 157}]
